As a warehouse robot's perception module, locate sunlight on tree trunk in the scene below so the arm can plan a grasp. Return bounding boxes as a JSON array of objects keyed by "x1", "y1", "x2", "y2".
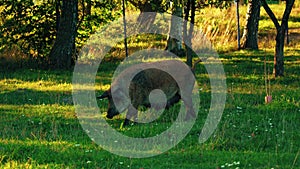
[
  {"x1": 166, "y1": 0, "x2": 184, "y2": 57},
  {"x1": 241, "y1": 0, "x2": 260, "y2": 50}
]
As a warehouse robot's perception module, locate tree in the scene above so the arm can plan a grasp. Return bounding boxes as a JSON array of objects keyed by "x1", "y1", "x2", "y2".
[
  {"x1": 127, "y1": 0, "x2": 166, "y2": 29},
  {"x1": 260, "y1": 0, "x2": 295, "y2": 77},
  {"x1": 0, "y1": 0, "x2": 119, "y2": 69},
  {"x1": 240, "y1": 0, "x2": 260, "y2": 50},
  {"x1": 184, "y1": 0, "x2": 196, "y2": 68},
  {"x1": 55, "y1": 0, "x2": 61, "y2": 31},
  {"x1": 0, "y1": 0, "x2": 57, "y2": 66},
  {"x1": 183, "y1": 0, "x2": 231, "y2": 67},
  {"x1": 85, "y1": 0, "x2": 92, "y2": 16},
  {"x1": 49, "y1": 0, "x2": 78, "y2": 69},
  {"x1": 166, "y1": 0, "x2": 185, "y2": 57}
]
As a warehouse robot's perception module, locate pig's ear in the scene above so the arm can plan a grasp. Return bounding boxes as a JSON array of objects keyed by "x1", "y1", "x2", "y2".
[{"x1": 97, "y1": 90, "x2": 109, "y2": 99}]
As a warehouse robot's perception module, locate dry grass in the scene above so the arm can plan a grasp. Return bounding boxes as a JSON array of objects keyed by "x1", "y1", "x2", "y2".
[
  {"x1": 195, "y1": 3, "x2": 300, "y2": 51},
  {"x1": 195, "y1": 5, "x2": 246, "y2": 51}
]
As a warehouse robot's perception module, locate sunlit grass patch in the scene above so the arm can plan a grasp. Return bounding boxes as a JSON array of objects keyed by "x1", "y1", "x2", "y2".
[
  {"x1": 0, "y1": 3, "x2": 299, "y2": 168},
  {"x1": 1, "y1": 51, "x2": 300, "y2": 168},
  {"x1": 0, "y1": 78, "x2": 71, "y2": 92}
]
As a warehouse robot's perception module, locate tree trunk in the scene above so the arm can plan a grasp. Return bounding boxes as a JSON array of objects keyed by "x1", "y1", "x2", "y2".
[
  {"x1": 286, "y1": 21, "x2": 289, "y2": 44},
  {"x1": 55, "y1": 0, "x2": 61, "y2": 32},
  {"x1": 128, "y1": 0, "x2": 162, "y2": 30},
  {"x1": 184, "y1": 0, "x2": 195, "y2": 68},
  {"x1": 274, "y1": 27, "x2": 285, "y2": 76},
  {"x1": 85, "y1": 0, "x2": 92, "y2": 16},
  {"x1": 260, "y1": 0, "x2": 295, "y2": 77},
  {"x1": 50, "y1": 0, "x2": 78, "y2": 69},
  {"x1": 236, "y1": 0, "x2": 241, "y2": 49},
  {"x1": 166, "y1": 0, "x2": 184, "y2": 56},
  {"x1": 241, "y1": 0, "x2": 260, "y2": 50}
]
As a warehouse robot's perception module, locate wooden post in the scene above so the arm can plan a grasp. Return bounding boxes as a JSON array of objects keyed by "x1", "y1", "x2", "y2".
[
  {"x1": 236, "y1": 0, "x2": 241, "y2": 49},
  {"x1": 122, "y1": 0, "x2": 128, "y2": 58}
]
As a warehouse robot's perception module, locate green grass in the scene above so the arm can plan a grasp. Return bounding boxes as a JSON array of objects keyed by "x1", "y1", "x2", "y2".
[
  {"x1": 1, "y1": 3, "x2": 300, "y2": 169},
  {"x1": 1, "y1": 47, "x2": 299, "y2": 168}
]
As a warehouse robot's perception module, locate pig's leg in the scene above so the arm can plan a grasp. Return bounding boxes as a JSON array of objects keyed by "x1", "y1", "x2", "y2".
[
  {"x1": 181, "y1": 89, "x2": 196, "y2": 120},
  {"x1": 124, "y1": 105, "x2": 138, "y2": 126},
  {"x1": 166, "y1": 93, "x2": 181, "y2": 109},
  {"x1": 182, "y1": 97, "x2": 196, "y2": 120}
]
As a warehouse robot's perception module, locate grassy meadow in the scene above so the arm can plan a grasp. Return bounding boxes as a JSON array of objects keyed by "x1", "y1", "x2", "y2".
[{"x1": 1, "y1": 3, "x2": 300, "y2": 169}]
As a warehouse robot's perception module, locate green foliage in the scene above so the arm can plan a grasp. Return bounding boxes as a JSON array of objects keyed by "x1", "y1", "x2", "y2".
[
  {"x1": 0, "y1": 0, "x2": 121, "y2": 68},
  {"x1": 0, "y1": 0, "x2": 56, "y2": 60},
  {"x1": 76, "y1": 1, "x2": 121, "y2": 48}
]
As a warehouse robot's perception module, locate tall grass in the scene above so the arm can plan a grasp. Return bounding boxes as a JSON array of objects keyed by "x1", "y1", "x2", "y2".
[
  {"x1": 196, "y1": 3, "x2": 300, "y2": 51},
  {"x1": 195, "y1": 5, "x2": 246, "y2": 51}
]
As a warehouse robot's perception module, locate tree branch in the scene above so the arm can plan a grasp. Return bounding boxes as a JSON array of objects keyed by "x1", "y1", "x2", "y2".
[
  {"x1": 282, "y1": 0, "x2": 295, "y2": 23},
  {"x1": 260, "y1": 0, "x2": 280, "y2": 30}
]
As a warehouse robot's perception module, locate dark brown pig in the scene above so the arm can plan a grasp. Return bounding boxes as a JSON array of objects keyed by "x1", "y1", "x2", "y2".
[{"x1": 98, "y1": 60, "x2": 197, "y2": 125}]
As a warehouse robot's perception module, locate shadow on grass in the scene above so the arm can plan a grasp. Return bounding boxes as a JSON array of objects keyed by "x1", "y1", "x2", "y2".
[
  {"x1": 0, "y1": 54, "x2": 299, "y2": 167},
  {"x1": 0, "y1": 139, "x2": 110, "y2": 168},
  {"x1": 0, "y1": 69, "x2": 73, "y2": 83},
  {"x1": 0, "y1": 89, "x2": 73, "y2": 106}
]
